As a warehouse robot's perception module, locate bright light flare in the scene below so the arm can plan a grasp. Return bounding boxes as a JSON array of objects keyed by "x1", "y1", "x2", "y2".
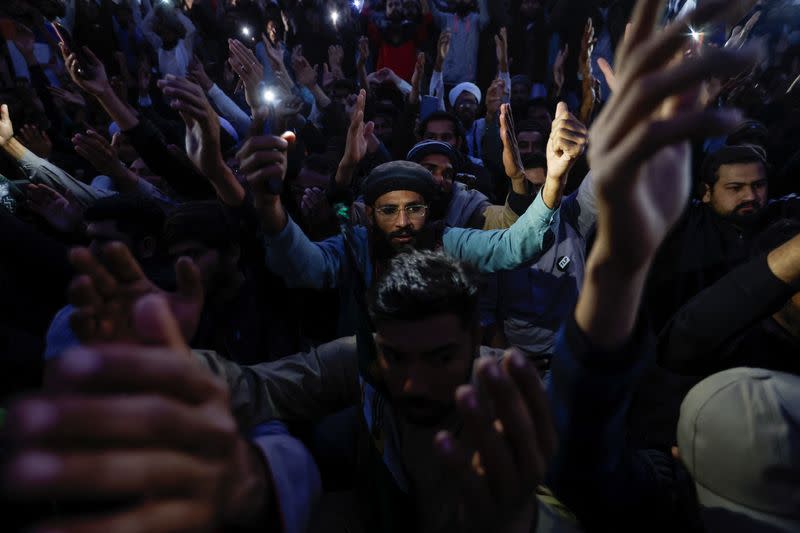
[
  {"x1": 262, "y1": 88, "x2": 277, "y2": 104},
  {"x1": 330, "y1": 10, "x2": 340, "y2": 26},
  {"x1": 241, "y1": 26, "x2": 251, "y2": 37},
  {"x1": 689, "y1": 26, "x2": 703, "y2": 42}
]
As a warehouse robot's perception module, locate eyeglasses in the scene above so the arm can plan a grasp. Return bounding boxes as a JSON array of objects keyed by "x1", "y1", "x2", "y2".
[{"x1": 374, "y1": 204, "x2": 428, "y2": 219}]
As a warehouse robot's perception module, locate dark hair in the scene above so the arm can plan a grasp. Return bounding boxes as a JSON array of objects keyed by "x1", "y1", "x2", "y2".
[
  {"x1": 701, "y1": 144, "x2": 768, "y2": 187},
  {"x1": 522, "y1": 151, "x2": 547, "y2": 171},
  {"x1": 302, "y1": 153, "x2": 338, "y2": 176},
  {"x1": 164, "y1": 200, "x2": 239, "y2": 251},
  {"x1": 369, "y1": 250, "x2": 479, "y2": 328},
  {"x1": 726, "y1": 120, "x2": 769, "y2": 149},
  {"x1": 517, "y1": 118, "x2": 550, "y2": 137},
  {"x1": 417, "y1": 111, "x2": 466, "y2": 141},
  {"x1": 753, "y1": 219, "x2": 800, "y2": 255},
  {"x1": 84, "y1": 194, "x2": 165, "y2": 244}
]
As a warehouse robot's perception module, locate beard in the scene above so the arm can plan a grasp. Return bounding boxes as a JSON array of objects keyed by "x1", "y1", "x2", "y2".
[{"x1": 725, "y1": 200, "x2": 763, "y2": 227}]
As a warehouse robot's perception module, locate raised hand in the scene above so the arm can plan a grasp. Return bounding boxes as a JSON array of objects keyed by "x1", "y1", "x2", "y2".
[
  {"x1": 0, "y1": 103, "x2": 14, "y2": 146},
  {"x1": 5, "y1": 294, "x2": 271, "y2": 533},
  {"x1": 18, "y1": 124, "x2": 53, "y2": 159},
  {"x1": 237, "y1": 108, "x2": 296, "y2": 205},
  {"x1": 436, "y1": 31, "x2": 451, "y2": 71},
  {"x1": 596, "y1": 57, "x2": 617, "y2": 94},
  {"x1": 579, "y1": 18, "x2": 598, "y2": 123},
  {"x1": 495, "y1": 27, "x2": 509, "y2": 73},
  {"x1": 59, "y1": 44, "x2": 110, "y2": 97},
  {"x1": 574, "y1": 0, "x2": 760, "y2": 349},
  {"x1": 187, "y1": 56, "x2": 213, "y2": 92},
  {"x1": 725, "y1": 10, "x2": 761, "y2": 49},
  {"x1": 48, "y1": 85, "x2": 88, "y2": 108},
  {"x1": 228, "y1": 39, "x2": 264, "y2": 109},
  {"x1": 553, "y1": 44, "x2": 568, "y2": 96},
  {"x1": 72, "y1": 129, "x2": 125, "y2": 177},
  {"x1": 587, "y1": 0, "x2": 759, "y2": 272},
  {"x1": 328, "y1": 44, "x2": 345, "y2": 80},
  {"x1": 357, "y1": 36, "x2": 370, "y2": 69},
  {"x1": 157, "y1": 75, "x2": 222, "y2": 177},
  {"x1": 434, "y1": 353, "x2": 557, "y2": 533},
  {"x1": 339, "y1": 90, "x2": 374, "y2": 170},
  {"x1": 546, "y1": 102, "x2": 588, "y2": 184},
  {"x1": 485, "y1": 77, "x2": 506, "y2": 122},
  {"x1": 68, "y1": 243, "x2": 204, "y2": 344},
  {"x1": 409, "y1": 52, "x2": 426, "y2": 104},
  {"x1": 25, "y1": 184, "x2": 83, "y2": 233},
  {"x1": 263, "y1": 34, "x2": 286, "y2": 72},
  {"x1": 499, "y1": 103, "x2": 525, "y2": 182},
  {"x1": 292, "y1": 52, "x2": 318, "y2": 88}
]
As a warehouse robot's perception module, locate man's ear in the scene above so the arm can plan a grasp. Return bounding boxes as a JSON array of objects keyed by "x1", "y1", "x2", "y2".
[
  {"x1": 366, "y1": 205, "x2": 375, "y2": 225},
  {"x1": 702, "y1": 183, "x2": 712, "y2": 204}
]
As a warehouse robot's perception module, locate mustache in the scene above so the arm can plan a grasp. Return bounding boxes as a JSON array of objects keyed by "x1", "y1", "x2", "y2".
[
  {"x1": 388, "y1": 228, "x2": 418, "y2": 239},
  {"x1": 735, "y1": 200, "x2": 761, "y2": 212}
]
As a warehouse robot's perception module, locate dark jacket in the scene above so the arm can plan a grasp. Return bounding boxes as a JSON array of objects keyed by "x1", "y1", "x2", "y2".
[
  {"x1": 647, "y1": 196, "x2": 800, "y2": 332},
  {"x1": 547, "y1": 317, "x2": 703, "y2": 533},
  {"x1": 658, "y1": 252, "x2": 800, "y2": 376}
]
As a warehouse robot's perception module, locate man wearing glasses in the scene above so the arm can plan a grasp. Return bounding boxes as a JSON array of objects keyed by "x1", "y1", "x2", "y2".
[{"x1": 259, "y1": 160, "x2": 560, "y2": 295}]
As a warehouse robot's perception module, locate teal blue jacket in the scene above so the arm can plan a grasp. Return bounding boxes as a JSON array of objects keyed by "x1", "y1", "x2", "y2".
[{"x1": 263, "y1": 189, "x2": 560, "y2": 290}]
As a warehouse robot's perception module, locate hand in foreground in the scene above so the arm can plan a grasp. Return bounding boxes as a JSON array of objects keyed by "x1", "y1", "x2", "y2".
[
  {"x1": 4, "y1": 294, "x2": 272, "y2": 532},
  {"x1": 68, "y1": 243, "x2": 204, "y2": 344},
  {"x1": 587, "y1": 0, "x2": 759, "y2": 273},
  {"x1": 434, "y1": 352, "x2": 557, "y2": 533}
]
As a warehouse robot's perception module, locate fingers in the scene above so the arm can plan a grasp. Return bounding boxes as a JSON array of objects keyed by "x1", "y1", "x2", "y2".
[
  {"x1": 456, "y1": 379, "x2": 517, "y2": 504},
  {"x1": 0, "y1": 103, "x2": 9, "y2": 125},
  {"x1": 69, "y1": 247, "x2": 118, "y2": 299},
  {"x1": 8, "y1": 449, "x2": 220, "y2": 499},
  {"x1": 614, "y1": 107, "x2": 743, "y2": 178},
  {"x1": 503, "y1": 351, "x2": 557, "y2": 459},
  {"x1": 605, "y1": 46, "x2": 759, "y2": 146},
  {"x1": 597, "y1": 57, "x2": 617, "y2": 92},
  {"x1": 175, "y1": 257, "x2": 204, "y2": 308},
  {"x1": 476, "y1": 358, "x2": 546, "y2": 493},
  {"x1": 617, "y1": 0, "x2": 666, "y2": 63},
  {"x1": 25, "y1": 500, "x2": 215, "y2": 533},
  {"x1": 102, "y1": 242, "x2": 147, "y2": 285},
  {"x1": 433, "y1": 430, "x2": 493, "y2": 519},
  {"x1": 9, "y1": 395, "x2": 236, "y2": 456},
  {"x1": 48, "y1": 344, "x2": 227, "y2": 403}
]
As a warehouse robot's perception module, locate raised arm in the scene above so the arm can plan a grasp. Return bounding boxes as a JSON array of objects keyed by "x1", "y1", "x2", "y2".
[
  {"x1": 546, "y1": 1, "x2": 760, "y2": 529},
  {"x1": 658, "y1": 231, "x2": 800, "y2": 375}
]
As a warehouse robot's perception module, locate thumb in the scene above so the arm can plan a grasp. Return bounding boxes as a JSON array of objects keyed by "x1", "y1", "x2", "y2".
[
  {"x1": 281, "y1": 130, "x2": 297, "y2": 147},
  {"x1": 323, "y1": 63, "x2": 330, "y2": 75},
  {"x1": 1, "y1": 104, "x2": 9, "y2": 123},
  {"x1": 133, "y1": 293, "x2": 187, "y2": 351},
  {"x1": 364, "y1": 120, "x2": 375, "y2": 138},
  {"x1": 556, "y1": 101, "x2": 568, "y2": 118}
]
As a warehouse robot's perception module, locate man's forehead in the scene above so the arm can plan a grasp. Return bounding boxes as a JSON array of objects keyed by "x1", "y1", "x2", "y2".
[
  {"x1": 718, "y1": 162, "x2": 766, "y2": 181},
  {"x1": 375, "y1": 189, "x2": 425, "y2": 205},
  {"x1": 376, "y1": 314, "x2": 469, "y2": 352},
  {"x1": 426, "y1": 119, "x2": 455, "y2": 133},
  {"x1": 421, "y1": 153, "x2": 453, "y2": 167}
]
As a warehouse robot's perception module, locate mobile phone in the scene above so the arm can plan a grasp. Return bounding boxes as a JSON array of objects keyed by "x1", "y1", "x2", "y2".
[{"x1": 52, "y1": 22, "x2": 95, "y2": 79}]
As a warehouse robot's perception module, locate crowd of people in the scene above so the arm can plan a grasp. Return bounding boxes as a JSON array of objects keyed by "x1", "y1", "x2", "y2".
[{"x1": 1, "y1": 0, "x2": 800, "y2": 531}]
